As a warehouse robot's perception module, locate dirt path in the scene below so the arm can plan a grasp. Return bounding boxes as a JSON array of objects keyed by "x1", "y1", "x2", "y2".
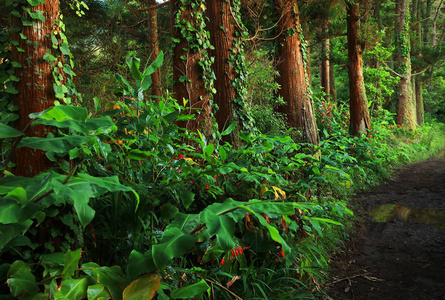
[{"x1": 326, "y1": 158, "x2": 445, "y2": 300}]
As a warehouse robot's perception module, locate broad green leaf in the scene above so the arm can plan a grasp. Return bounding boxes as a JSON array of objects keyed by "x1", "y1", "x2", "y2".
[
  {"x1": 116, "y1": 73, "x2": 134, "y2": 94},
  {"x1": 63, "y1": 249, "x2": 81, "y2": 279},
  {"x1": 87, "y1": 284, "x2": 111, "y2": 300},
  {"x1": 218, "y1": 146, "x2": 227, "y2": 162},
  {"x1": 33, "y1": 116, "x2": 115, "y2": 134},
  {"x1": 18, "y1": 136, "x2": 90, "y2": 153},
  {"x1": 59, "y1": 43, "x2": 70, "y2": 55},
  {"x1": 165, "y1": 213, "x2": 200, "y2": 234},
  {"x1": 305, "y1": 216, "x2": 342, "y2": 226},
  {"x1": 204, "y1": 144, "x2": 214, "y2": 156},
  {"x1": 43, "y1": 50, "x2": 57, "y2": 61},
  {"x1": 143, "y1": 51, "x2": 164, "y2": 77},
  {"x1": 29, "y1": 106, "x2": 87, "y2": 122},
  {"x1": 179, "y1": 190, "x2": 195, "y2": 209},
  {"x1": 170, "y1": 279, "x2": 209, "y2": 299},
  {"x1": 7, "y1": 261, "x2": 39, "y2": 297},
  {"x1": 93, "y1": 266, "x2": 128, "y2": 300},
  {"x1": 126, "y1": 250, "x2": 156, "y2": 280},
  {"x1": 54, "y1": 278, "x2": 88, "y2": 300},
  {"x1": 204, "y1": 211, "x2": 235, "y2": 251},
  {"x1": 122, "y1": 273, "x2": 161, "y2": 300},
  {"x1": 221, "y1": 121, "x2": 237, "y2": 136},
  {"x1": 126, "y1": 57, "x2": 142, "y2": 80},
  {"x1": 0, "y1": 197, "x2": 38, "y2": 224},
  {"x1": 0, "y1": 222, "x2": 32, "y2": 253},
  {"x1": 75, "y1": 174, "x2": 139, "y2": 208},
  {"x1": 0, "y1": 123, "x2": 24, "y2": 138},
  {"x1": 141, "y1": 75, "x2": 152, "y2": 91},
  {"x1": 152, "y1": 228, "x2": 197, "y2": 271}
]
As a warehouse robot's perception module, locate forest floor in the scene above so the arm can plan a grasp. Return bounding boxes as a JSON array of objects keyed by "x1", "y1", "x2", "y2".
[{"x1": 325, "y1": 153, "x2": 445, "y2": 300}]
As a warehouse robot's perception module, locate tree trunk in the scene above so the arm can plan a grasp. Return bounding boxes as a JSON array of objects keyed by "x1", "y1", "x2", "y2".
[
  {"x1": 11, "y1": 0, "x2": 62, "y2": 176},
  {"x1": 346, "y1": 2, "x2": 371, "y2": 136},
  {"x1": 148, "y1": 0, "x2": 161, "y2": 99},
  {"x1": 171, "y1": 0, "x2": 213, "y2": 136},
  {"x1": 207, "y1": 0, "x2": 255, "y2": 143},
  {"x1": 320, "y1": 38, "x2": 330, "y2": 100},
  {"x1": 275, "y1": 0, "x2": 319, "y2": 145},
  {"x1": 395, "y1": 0, "x2": 416, "y2": 130},
  {"x1": 415, "y1": 80, "x2": 424, "y2": 125},
  {"x1": 329, "y1": 61, "x2": 337, "y2": 103}
]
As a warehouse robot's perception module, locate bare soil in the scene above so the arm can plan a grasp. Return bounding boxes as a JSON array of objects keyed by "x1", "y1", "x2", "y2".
[{"x1": 326, "y1": 157, "x2": 445, "y2": 300}]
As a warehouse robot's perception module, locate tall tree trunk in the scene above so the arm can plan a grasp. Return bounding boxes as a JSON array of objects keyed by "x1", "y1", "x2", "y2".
[
  {"x1": 415, "y1": 80, "x2": 424, "y2": 125},
  {"x1": 207, "y1": 0, "x2": 254, "y2": 143},
  {"x1": 148, "y1": 0, "x2": 161, "y2": 99},
  {"x1": 275, "y1": 0, "x2": 319, "y2": 145},
  {"x1": 395, "y1": 0, "x2": 416, "y2": 130},
  {"x1": 171, "y1": 0, "x2": 213, "y2": 136},
  {"x1": 320, "y1": 38, "x2": 330, "y2": 100},
  {"x1": 11, "y1": 0, "x2": 62, "y2": 176},
  {"x1": 346, "y1": 2, "x2": 371, "y2": 136},
  {"x1": 329, "y1": 61, "x2": 337, "y2": 103}
]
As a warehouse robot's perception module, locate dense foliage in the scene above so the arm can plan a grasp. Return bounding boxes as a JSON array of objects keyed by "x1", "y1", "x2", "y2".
[{"x1": 1, "y1": 0, "x2": 445, "y2": 299}]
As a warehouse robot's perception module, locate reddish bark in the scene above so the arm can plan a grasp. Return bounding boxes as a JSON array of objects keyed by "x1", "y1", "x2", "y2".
[
  {"x1": 171, "y1": 1, "x2": 212, "y2": 135},
  {"x1": 346, "y1": 2, "x2": 371, "y2": 136},
  {"x1": 275, "y1": 0, "x2": 319, "y2": 145},
  {"x1": 320, "y1": 38, "x2": 330, "y2": 99},
  {"x1": 11, "y1": 0, "x2": 62, "y2": 176},
  {"x1": 148, "y1": 0, "x2": 162, "y2": 99},
  {"x1": 207, "y1": 0, "x2": 237, "y2": 141}
]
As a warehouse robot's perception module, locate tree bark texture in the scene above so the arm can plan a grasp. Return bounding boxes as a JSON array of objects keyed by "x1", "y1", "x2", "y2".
[
  {"x1": 320, "y1": 38, "x2": 330, "y2": 99},
  {"x1": 395, "y1": 0, "x2": 416, "y2": 130},
  {"x1": 11, "y1": 0, "x2": 62, "y2": 176},
  {"x1": 148, "y1": 0, "x2": 162, "y2": 99},
  {"x1": 171, "y1": 0, "x2": 212, "y2": 135},
  {"x1": 415, "y1": 80, "x2": 424, "y2": 125},
  {"x1": 346, "y1": 2, "x2": 371, "y2": 136},
  {"x1": 207, "y1": 0, "x2": 238, "y2": 142},
  {"x1": 275, "y1": 0, "x2": 319, "y2": 145}
]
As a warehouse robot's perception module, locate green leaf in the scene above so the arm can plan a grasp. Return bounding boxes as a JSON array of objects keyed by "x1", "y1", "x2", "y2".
[
  {"x1": 59, "y1": 43, "x2": 70, "y2": 55},
  {"x1": 33, "y1": 116, "x2": 115, "y2": 135},
  {"x1": 122, "y1": 273, "x2": 161, "y2": 300},
  {"x1": 87, "y1": 284, "x2": 111, "y2": 300},
  {"x1": 126, "y1": 250, "x2": 156, "y2": 280},
  {"x1": 143, "y1": 51, "x2": 164, "y2": 77},
  {"x1": 27, "y1": 0, "x2": 46, "y2": 6},
  {"x1": 152, "y1": 227, "x2": 197, "y2": 271},
  {"x1": 170, "y1": 279, "x2": 209, "y2": 299},
  {"x1": 0, "y1": 222, "x2": 32, "y2": 253},
  {"x1": 93, "y1": 266, "x2": 128, "y2": 300},
  {"x1": 116, "y1": 73, "x2": 134, "y2": 94},
  {"x1": 204, "y1": 144, "x2": 214, "y2": 156},
  {"x1": 5, "y1": 86, "x2": 19, "y2": 94},
  {"x1": 126, "y1": 57, "x2": 142, "y2": 81},
  {"x1": 18, "y1": 136, "x2": 90, "y2": 153},
  {"x1": 0, "y1": 123, "x2": 24, "y2": 138},
  {"x1": 204, "y1": 211, "x2": 235, "y2": 251},
  {"x1": 179, "y1": 190, "x2": 195, "y2": 209},
  {"x1": 63, "y1": 249, "x2": 81, "y2": 279},
  {"x1": 54, "y1": 278, "x2": 88, "y2": 300},
  {"x1": 43, "y1": 50, "x2": 57, "y2": 61},
  {"x1": 219, "y1": 146, "x2": 227, "y2": 162},
  {"x1": 7, "y1": 261, "x2": 39, "y2": 297},
  {"x1": 221, "y1": 121, "x2": 237, "y2": 136},
  {"x1": 127, "y1": 149, "x2": 155, "y2": 160},
  {"x1": 0, "y1": 196, "x2": 39, "y2": 224},
  {"x1": 54, "y1": 84, "x2": 68, "y2": 98},
  {"x1": 141, "y1": 75, "x2": 152, "y2": 91},
  {"x1": 29, "y1": 106, "x2": 88, "y2": 122}
]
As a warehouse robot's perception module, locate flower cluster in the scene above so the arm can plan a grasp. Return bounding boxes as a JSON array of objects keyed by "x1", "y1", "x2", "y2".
[{"x1": 220, "y1": 247, "x2": 246, "y2": 265}]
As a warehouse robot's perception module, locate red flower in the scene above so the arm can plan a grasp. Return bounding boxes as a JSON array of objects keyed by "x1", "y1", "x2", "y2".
[{"x1": 220, "y1": 258, "x2": 225, "y2": 265}]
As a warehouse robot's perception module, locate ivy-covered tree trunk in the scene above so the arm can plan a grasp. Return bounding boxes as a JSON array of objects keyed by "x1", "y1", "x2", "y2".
[
  {"x1": 346, "y1": 1, "x2": 371, "y2": 136},
  {"x1": 395, "y1": 0, "x2": 416, "y2": 130},
  {"x1": 11, "y1": 0, "x2": 63, "y2": 176},
  {"x1": 275, "y1": 0, "x2": 319, "y2": 145},
  {"x1": 148, "y1": 0, "x2": 161, "y2": 99},
  {"x1": 207, "y1": 0, "x2": 254, "y2": 143},
  {"x1": 171, "y1": 0, "x2": 213, "y2": 136}
]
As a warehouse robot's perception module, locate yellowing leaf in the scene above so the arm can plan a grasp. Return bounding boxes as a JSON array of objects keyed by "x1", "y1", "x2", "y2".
[
  {"x1": 122, "y1": 273, "x2": 161, "y2": 300},
  {"x1": 261, "y1": 184, "x2": 268, "y2": 197},
  {"x1": 272, "y1": 186, "x2": 286, "y2": 199}
]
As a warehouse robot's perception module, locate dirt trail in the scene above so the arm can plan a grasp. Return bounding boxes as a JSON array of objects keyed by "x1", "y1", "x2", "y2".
[{"x1": 327, "y1": 157, "x2": 445, "y2": 300}]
